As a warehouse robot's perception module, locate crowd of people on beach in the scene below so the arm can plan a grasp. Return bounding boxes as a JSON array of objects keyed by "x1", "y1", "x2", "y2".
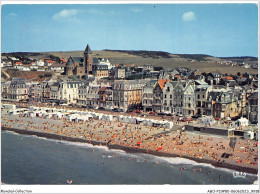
[{"x1": 1, "y1": 107, "x2": 258, "y2": 173}]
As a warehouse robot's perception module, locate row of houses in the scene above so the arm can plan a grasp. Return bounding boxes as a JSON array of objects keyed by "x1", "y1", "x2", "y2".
[
  {"x1": 1, "y1": 77, "x2": 258, "y2": 123},
  {"x1": 142, "y1": 78, "x2": 253, "y2": 120}
]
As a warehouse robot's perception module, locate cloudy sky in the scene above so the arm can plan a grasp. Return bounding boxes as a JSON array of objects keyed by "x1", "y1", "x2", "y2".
[{"x1": 1, "y1": 3, "x2": 258, "y2": 57}]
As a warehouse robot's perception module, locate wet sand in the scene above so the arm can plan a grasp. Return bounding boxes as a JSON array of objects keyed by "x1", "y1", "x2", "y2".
[{"x1": 1, "y1": 109, "x2": 258, "y2": 174}]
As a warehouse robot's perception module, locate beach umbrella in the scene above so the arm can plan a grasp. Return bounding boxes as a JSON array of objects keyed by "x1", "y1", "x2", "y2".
[
  {"x1": 137, "y1": 141, "x2": 142, "y2": 144},
  {"x1": 156, "y1": 147, "x2": 163, "y2": 151}
]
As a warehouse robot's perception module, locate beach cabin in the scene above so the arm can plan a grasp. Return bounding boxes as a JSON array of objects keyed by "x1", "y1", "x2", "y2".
[
  {"x1": 198, "y1": 116, "x2": 216, "y2": 126},
  {"x1": 28, "y1": 106, "x2": 37, "y2": 111},
  {"x1": 8, "y1": 109, "x2": 18, "y2": 115},
  {"x1": 153, "y1": 120, "x2": 164, "y2": 128},
  {"x1": 143, "y1": 119, "x2": 153, "y2": 126},
  {"x1": 244, "y1": 131, "x2": 254, "y2": 140},
  {"x1": 128, "y1": 117, "x2": 137, "y2": 124},
  {"x1": 117, "y1": 116, "x2": 124, "y2": 123},
  {"x1": 164, "y1": 122, "x2": 174, "y2": 129},
  {"x1": 236, "y1": 117, "x2": 249, "y2": 128},
  {"x1": 136, "y1": 117, "x2": 145, "y2": 125},
  {"x1": 102, "y1": 115, "x2": 113, "y2": 121},
  {"x1": 54, "y1": 112, "x2": 64, "y2": 119},
  {"x1": 42, "y1": 113, "x2": 52, "y2": 119},
  {"x1": 3, "y1": 104, "x2": 16, "y2": 110},
  {"x1": 24, "y1": 111, "x2": 35, "y2": 117}
]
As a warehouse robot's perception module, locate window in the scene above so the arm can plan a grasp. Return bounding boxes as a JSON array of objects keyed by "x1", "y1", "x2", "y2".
[
  {"x1": 165, "y1": 94, "x2": 167, "y2": 98},
  {"x1": 170, "y1": 95, "x2": 172, "y2": 99},
  {"x1": 197, "y1": 94, "x2": 200, "y2": 99}
]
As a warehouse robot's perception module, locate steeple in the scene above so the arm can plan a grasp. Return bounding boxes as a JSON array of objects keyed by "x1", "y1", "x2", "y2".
[
  {"x1": 84, "y1": 44, "x2": 92, "y2": 54},
  {"x1": 66, "y1": 56, "x2": 75, "y2": 66}
]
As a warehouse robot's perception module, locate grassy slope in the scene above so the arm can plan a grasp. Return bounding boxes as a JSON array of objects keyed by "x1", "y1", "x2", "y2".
[{"x1": 45, "y1": 50, "x2": 257, "y2": 75}]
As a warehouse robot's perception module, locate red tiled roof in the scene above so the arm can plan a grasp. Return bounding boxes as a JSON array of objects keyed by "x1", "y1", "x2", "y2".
[
  {"x1": 15, "y1": 62, "x2": 23, "y2": 65},
  {"x1": 221, "y1": 76, "x2": 233, "y2": 80},
  {"x1": 158, "y1": 79, "x2": 167, "y2": 90},
  {"x1": 46, "y1": 60, "x2": 53, "y2": 63}
]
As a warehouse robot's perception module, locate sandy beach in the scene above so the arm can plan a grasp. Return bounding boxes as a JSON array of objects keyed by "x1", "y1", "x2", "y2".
[{"x1": 1, "y1": 108, "x2": 258, "y2": 174}]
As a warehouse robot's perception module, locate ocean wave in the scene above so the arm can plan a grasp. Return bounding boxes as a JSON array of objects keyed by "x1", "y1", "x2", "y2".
[
  {"x1": 109, "y1": 149, "x2": 126, "y2": 153},
  {"x1": 60, "y1": 141, "x2": 94, "y2": 148},
  {"x1": 136, "y1": 153, "x2": 214, "y2": 167},
  {"x1": 3, "y1": 130, "x2": 21, "y2": 136},
  {"x1": 93, "y1": 145, "x2": 109, "y2": 151}
]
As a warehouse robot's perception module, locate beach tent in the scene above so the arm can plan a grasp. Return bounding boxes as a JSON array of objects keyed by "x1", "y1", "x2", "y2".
[
  {"x1": 136, "y1": 117, "x2": 145, "y2": 124},
  {"x1": 244, "y1": 131, "x2": 254, "y2": 140},
  {"x1": 3, "y1": 104, "x2": 16, "y2": 110},
  {"x1": 105, "y1": 115, "x2": 113, "y2": 121},
  {"x1": 28, "y1": 106, "x2": 37, "y2": 111},
  {"x1": 42, "y1": 113, "x2": 51, "y2": 119},
  {"x1": 67, "y1": 114, "x2": 78, "y2": 122},
  {"x1": 164, "y1": 122, "x2": 173, "y2": 129},
  {"x1": 236, "y1": 117, "x2": 249, "y2": 128},
  {"x1": 144, "y1": 119, "x2": 153, "y2": 126},
  {"x1": 129, "y1": 117, "x2": 137, "y2": 124},
  {"x1": 24, "y1": 111, "x2": 35, "y2": 117},
  {"x1": 198, "y1": 115, "x2": 216, "y2": 126},
  {"x1": 54, "y1": 112, "x2": 64, "y2": 119},
  {"x1": 123, "y1": 116, "x2": 131, "y2": 123},
  {"x1": 118, "y1": 116, "x2": 124, "y2": 122},
  {"x1": 98, "y1": 114, "x2": 104, "y2": 120},
  {"x1": 8, "y1": 110, "x2": 18, "y2": 115}
]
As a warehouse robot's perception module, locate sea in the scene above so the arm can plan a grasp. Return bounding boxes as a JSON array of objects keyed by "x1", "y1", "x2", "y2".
[{"x1": 1, "y1": 130, "x2": 258, "y2": 185}]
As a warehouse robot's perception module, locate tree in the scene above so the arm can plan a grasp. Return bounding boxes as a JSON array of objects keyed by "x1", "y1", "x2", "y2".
[{"x1": 237, "y1": 72, "x2": 241, "y2": 76}]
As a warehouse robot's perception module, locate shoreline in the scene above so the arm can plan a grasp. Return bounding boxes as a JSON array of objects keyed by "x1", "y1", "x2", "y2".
[{"x1": 2, "y1": 127, "x2": 258, "y2": 175}]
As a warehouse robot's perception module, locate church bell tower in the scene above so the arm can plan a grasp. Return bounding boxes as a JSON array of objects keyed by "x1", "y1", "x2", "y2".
[{"x1": 84, "y1": 44, "x2": 93, "y2": 74}]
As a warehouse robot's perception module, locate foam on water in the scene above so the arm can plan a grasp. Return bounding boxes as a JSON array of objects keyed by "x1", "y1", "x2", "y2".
[
  {"x1": 109, "y1": 149, "x2": 126, "y2": 154},
  {"x1": 61, "y1": 141, "x2": 94, "y2": 148},
  {"x1": 93, "y1": 145, "x2": 109, "y2": 151},
  {"x1": 137, "y1": 153, "x2": 215, "y2": 168}
]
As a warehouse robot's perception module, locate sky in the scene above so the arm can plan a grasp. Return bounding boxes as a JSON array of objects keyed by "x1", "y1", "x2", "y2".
[{"x1": 1, "y1": 3, "x2": 258, "y2": 57}]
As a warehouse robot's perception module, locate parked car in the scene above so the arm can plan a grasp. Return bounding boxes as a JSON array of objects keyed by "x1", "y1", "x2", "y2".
[
  {"x1": 166, "y1": 113, "x2": 173, "y2": 116},
  {"x1": 134, "y1": 109, "x2": 142, "y2": 113},
  {"x1": 113, "y1": 108, "x2": 123, "y2": 112},
  {"x1": 149, "y1": 111, "x2": 156, "y2": 115},
  {"x1": 183, "y1": 118, "x2": 192, "y2": 122},
  {"x1": 157, "y1": 112, "x2": 166, "y2": 116},
  {"x1": 177, "y1": 117, "x2": 184, "y2": 121},
  {"x1": 192, "y1": 115, "x2": 199, "y2": 119},
  {"x1": 176, "y1": 113, "x2": 183, "y2": 117},
  {"x1": 98, "y1": 107, "x2": 105, "y2": 110}
]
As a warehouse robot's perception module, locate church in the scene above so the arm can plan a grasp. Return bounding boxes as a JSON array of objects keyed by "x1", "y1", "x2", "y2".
[{"x1": 64, "y1": 44, "x2": 93, "y2": 77}]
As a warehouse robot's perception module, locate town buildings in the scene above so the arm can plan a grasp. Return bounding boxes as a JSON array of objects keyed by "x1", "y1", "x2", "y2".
[
  {"x1": 142, "y1": 80, "x2": 157, "y2": 112},
  {"x1": 112, "y1": 79, "x2": 150, "y2": 111},
  {"x1": 1, "y1": 47, "x2": 258, "y2": 124},
  {"x1": 152, "y1": 79, "x2": 167, "y2": 113}
]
